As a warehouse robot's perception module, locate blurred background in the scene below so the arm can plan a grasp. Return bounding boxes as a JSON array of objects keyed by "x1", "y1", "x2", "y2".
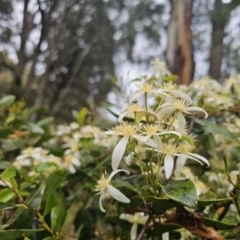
[{"x1": 0, "y1": 0, "x2": 240, "y2": 122}]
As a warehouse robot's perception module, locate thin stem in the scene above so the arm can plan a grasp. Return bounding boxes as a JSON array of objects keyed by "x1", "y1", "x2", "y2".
[{"x1": 136, "y1": 215, "x2": 152, "y2": 240}]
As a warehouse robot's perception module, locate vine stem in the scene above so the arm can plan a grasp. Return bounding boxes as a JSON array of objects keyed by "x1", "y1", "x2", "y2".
[{"x1": 136, "y1": 215, "x2": 152, "y2": 240}]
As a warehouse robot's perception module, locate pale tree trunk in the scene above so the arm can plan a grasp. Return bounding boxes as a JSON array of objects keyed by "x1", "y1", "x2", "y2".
[
  {"x1": 208, "y1": 0, "x2": 240, "y2": 81},
  {"x1": 166, "y1": 0, "x2": 194, "y2": 85}
]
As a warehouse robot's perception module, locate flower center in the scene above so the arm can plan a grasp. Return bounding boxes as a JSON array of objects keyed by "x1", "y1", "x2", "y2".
[
  {"x1": 173, "y1": 99, "x2": 188, "y2": 111},
  {"x1": 95, "y1": 172, "x2": 110, "y2": 192},
  {"x1": 163, "y1": 144, "x2": 178, "y2": 155}
]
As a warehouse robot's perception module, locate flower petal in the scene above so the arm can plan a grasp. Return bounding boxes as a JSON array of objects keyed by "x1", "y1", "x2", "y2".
[
  {"x1": 129, "y1": 90, "x2": 145, "y2": 103},
  {"x1": 120, "y1": 213, "x2": 135, "y2": 222},
  {"x1": 131, "y1": 223, "x2": 138, "y2": 240},
  {"x1": 112, "y1": 136, "x2": 129, "y2": 170},
  {"x1": 162, "y1": 232, "x2": 169, "y2": 240},
  {"x1": 99, "y1": 192, "x2": 106, "y2": 212},
  {"x1": 175, "y1": 156, "x2": 187, "y2": 174},
  {"x1": 157, "y1": 106, "x2": 175, "y2": 120},
  {"x1": 118, "y1": 110, "x2": 132, "y2": 123},
  {"x1": 108, "y1": 169, "x2": 130, "y2": 181},
  {"x1": 171, "y1": 90, "x2": 192, "y2": 104},
  {"x1": 177, "y1": 112, "x2": 186, "y2": 132},
  {"x1": 107, "y1": 185, "x2": 130, "y2": 203},
  {"x1": 164, "y1": 155, "x2": 174, "y2": 179},
  {"x1": 185, "y1": 106, "x2": 208, "y2": 118},
  {"x1": 187, "y1": 152, "x2": 210, "y2": 166}
]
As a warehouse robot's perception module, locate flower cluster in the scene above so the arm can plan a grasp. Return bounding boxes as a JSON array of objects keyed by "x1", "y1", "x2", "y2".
[
  {"x1": 12, "y1": 123, "x2": 114, "y2": 176},
  {"x1": 95, "y1": 59, "x2": 210, "y2": 239}
]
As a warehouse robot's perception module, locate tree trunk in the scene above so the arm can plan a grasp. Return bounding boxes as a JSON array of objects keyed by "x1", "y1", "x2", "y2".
[
  {"x1": 166, "y1": 0, "x2": 194, "y2": 85},
  {"x1": 208, "y1": 0, "x2": 228, "y2": 80},
  {"x1": 208, "y1": 0, "x2": 240, "y2": 81}
]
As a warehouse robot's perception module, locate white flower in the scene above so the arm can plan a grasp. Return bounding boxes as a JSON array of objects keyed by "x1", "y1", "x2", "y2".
[
  {"x1": 118, "y1": 104, "x2": 157, "y2": 123},
  {"x1": 159, "y1": 82, "x2": 192, "y2": 103},
  {"x1": 120, "y1": 212, "x2": 149, "y2": 240},
  {"x1": 157, "y1": 99, "x2": 208, "y2": 131},
  {"x1": 63, "y1": 150, "x2": 81, "y2": 174},
  {"x1": 95, "y1": 169, "x2": 130, "y2": 212},
  {"x1": 139, "y1": 124, "x2": 181, "y2": 142},
  {"x1": 145, "y1": 139, "x2": 209, "y2": 179},
  {"x1": 105, "y1": 123, "x2": 142, "y2": 170},
  {"x1": 151, "y1": 58, "x2": 171, "y2": 76},
  {"x1": 129, "y1": 82, "x2": 169, "y2": 103}
]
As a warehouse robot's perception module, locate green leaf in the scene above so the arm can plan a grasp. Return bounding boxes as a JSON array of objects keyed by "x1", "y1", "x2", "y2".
[
  {"x1": 51, "y1": 193, "x2": 66, "y2": 233},
  {"x1": 22, "y1": 122, "x2": 44, "y2": 134},
  {"x1": 0, "y1": 201, "x2": 18, "y2": 210},
  {"x1": 36, "y1": 117, "x2": 54, "y2": 127},
  {"x1": 3, "y1": 207, "x2": 25, "y2": 227},
  {"x1": 0, "y1": 188, "x2": 15, "y2": 202},
  {"x1": 161, "y1": 179, "x2": 198, "y2": 208},
  {"x1": 0, "y1": 161, "x2": 13, "y2": 170},
  {"x1": 0, "y1": 95, "x2": 15, "y2": 108},
  {"x1": 24, "y1": 237, "x2": 31, "y2": 240},
  {"x1": 77, "y1": 108, "x2": 88, "y2": 126},
  {"x1": 196, "y1": 119, "x2": 240, "y2": 144},
  {"x1": 43, "y1": 237, "x2": 55, "y2": 240},
  {"x1": 1, "y1": 168, "x2": 16, "y2": 180},
  {"x1": 223, "y1": 156, "x2": 228, "y2": 172},
  {"x1": 74, "y1": 208, "x2": 92, "y2": 240},
  {"x1": 200, "y1": 133, "x2": 218, "y2": 159},
  {"x1": 198, "y1": 197, "x2": 232, "y2": 208},
  {"x1": 146, "y1": 197, "x2": 182, "y2": 214},
  {"x1": 42, "y1": 172, "x2": 65, "y2": 202},
  {"x1": 0, "y1": 129, "x2": 13, "y2": 139},
  {"x1": 44, "y1": 192, "x2": 58, "y2": 216},
  {"x1": 35, "y1": 162, "x2": 58, "y2": 173},
  {"x1": 203, "y1": 217, "x2": 236, "y2": 229},
  {"x1": 0, "y1": 229, "x2": 43, "y2": 239}
]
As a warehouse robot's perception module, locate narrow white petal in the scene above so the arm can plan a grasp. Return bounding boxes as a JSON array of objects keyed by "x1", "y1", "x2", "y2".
[
  {"x1": 177, "y1": 112, "x2": 186, "y2": 131},
  {"x1": 157, "y1": 107, "x2": 175, "y2": 120},
  {"x1": 129, "y1": 91, "x2": 144, "y2": 103},
  {"x1": 145, "y1": 138, "x2": 158, "y2": 148},
  {"x1": 187, "y1": 152, "x2": 210, "y2": 166},
  {"x1": 120, "y1": 213, "x2": 135, "y2": 222},
  {"x1": 107, "y1": 185, "x2": 130, "y2": 203},
  {"x1": 164, "y1": 155, "x2": 174, "y2": 179},
  {"x1": 158, "y1": 130, "x2": 182, "y2": 138},
  {"x1": 186, "y1": 106, "x2": 208, "y2": 118},
  {"x1": 171, "y1": 90, "x2": 192, "y2": 103},
  {"x1": 162, "y1": 232, "x2": 169, "y2": 240},
  {"x1": 104, "y1": 130, "x2": 117, "y2": 135},
  {"x1": 112, "y1": 137, "x2": 129, "y2": 170},
  {"x1": 175, "y1": 156, "x2": 187, "y2": 174},
  {"x1": 131, "y1": 223, "x2": 138, "y2": 240},
  {"x1": 153, "y1": 135, "x2": 163, "y2": 149},
  {"x1": 175, "y1": 153, "x2": 203, "y2": 165},
  {"x1": 99, "y1": 193, "x2": 106, "y2": 212},
  {"x1": 109, "y1": 169, "x2": 130, "y2": 180},
  {"x1": 118, "y1": 111, "x2": 132, "y2": 123},
  {"x1": 138, "y1": 215, "x2": 149, "y2": 225}
]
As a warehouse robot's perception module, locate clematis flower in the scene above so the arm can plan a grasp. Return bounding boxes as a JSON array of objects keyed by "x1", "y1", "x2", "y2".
[
  {"x1": 139, "y1": 123, "x2": 181, "y2": 142},
  {"x1": 63, "y1": 149, "x2": 81, "y2": 174},
  {"x1": 151, "y1": 58, "x2": 171, "y2": 76},
  {"x1": 157, "y1": 99, "x2": 208, "y2": 130},
  {"x1": 105, "y1": 123, "x2": 142, "y2": 170},
  {"x1": 95, "y1": 169, "x2": 130, "y2": 212},
  {"x1": 159, "y1": 82, "x2": 192, "y2": 103},
  {"x1": 120, "y1": 212, "x2": 149, "y2": 240},
  {"x1": 118, "y1": 103, "x2": 158, "y2": 123},
  {"x1": 145, "y1": 139, "x2": 209, "y2": 179},
  {"x1": 129, "y1": 82, "x2": 169, "y2": 103}
]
